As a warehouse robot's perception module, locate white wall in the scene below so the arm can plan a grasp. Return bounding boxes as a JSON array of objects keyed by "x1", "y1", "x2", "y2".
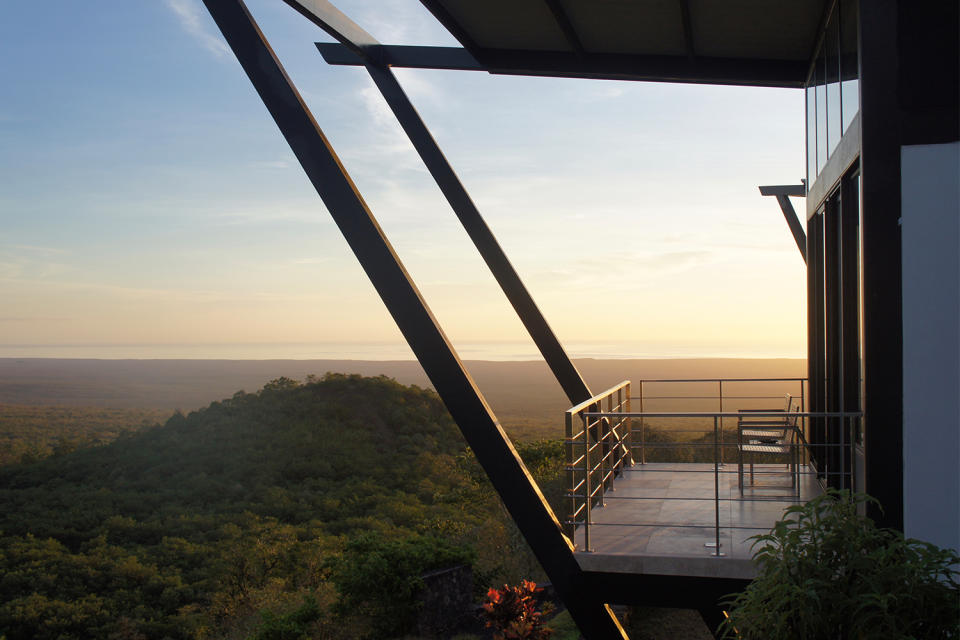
[{"x1": 901, "y1": 141, "x2": 960, "y2": 553}]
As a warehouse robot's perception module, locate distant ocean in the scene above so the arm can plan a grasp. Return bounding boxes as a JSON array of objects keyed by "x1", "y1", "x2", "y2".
[{"x1": 0, "y1": 342, "x2": 803, "y2": 361}]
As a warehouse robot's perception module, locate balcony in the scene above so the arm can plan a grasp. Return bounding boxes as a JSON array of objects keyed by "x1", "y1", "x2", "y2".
[{"x1": 563, "y1": 379, "x2": 860, "y2": 580}]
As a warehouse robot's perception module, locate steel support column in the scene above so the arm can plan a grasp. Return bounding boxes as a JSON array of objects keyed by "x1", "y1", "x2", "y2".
[
  {"x1": 295, "y1": 0, "x2": 592, "y2": 405},
  {"x1": 361, "y1": 63, "x2": 593, "y2": 405},
  {"x1": 759, "y1": 184, "x2": 807, "y2": 263},
  {"x1": 199, "y1": 1, "x2": 625, "y2": 637}
]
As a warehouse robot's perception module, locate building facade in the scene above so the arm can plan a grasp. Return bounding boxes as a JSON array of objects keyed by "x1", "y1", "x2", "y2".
[
  {"x1": 200, "y1": 0, "x2": 958, "y2": 637},
  {"x1": 803, "y1": 0, "x2": 959, "y2": 551}
]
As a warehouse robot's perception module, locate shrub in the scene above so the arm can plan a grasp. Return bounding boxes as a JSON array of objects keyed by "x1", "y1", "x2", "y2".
[
  {"x1": 720, "y1": 490, "x2": 959, "y2": 639},
  {"x1": 327, "y1": 532, "x2": 474, "y2": 638},
  {"x1": 247, "y1": 594, "x2": 322, "y2": 640},
  {"x1": 482, "y1": 580, "x2": 555, "y2": 640}
]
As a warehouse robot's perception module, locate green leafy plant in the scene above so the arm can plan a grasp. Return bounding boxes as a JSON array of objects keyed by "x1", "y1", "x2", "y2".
[
  {"x1": 720, "y1": 490, "x2": 959, "y2": 639},
  {"x1": 482, "y1": 580, "x2": 555, "y2": 640}
]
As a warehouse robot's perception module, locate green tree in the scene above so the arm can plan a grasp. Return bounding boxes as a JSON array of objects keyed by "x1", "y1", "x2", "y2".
[
  {"x1": 327, "y1": 532, "x2": 475, "y2": 638},
  {"x1": 247, "y1": 594, "x2": 323, "y2": 640}
]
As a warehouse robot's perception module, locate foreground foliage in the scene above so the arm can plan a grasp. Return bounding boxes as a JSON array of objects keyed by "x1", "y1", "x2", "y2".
[
  {"x1": 721, "y1": 490, "x2": 960, "y2": 640},
  {"x1": 482, "y1": 580, "x2": 555, "y2": 640},
  {"x1": 328, "y1": 532, "x2": 475, "y2": 638},
  {"x1": 0, "y1": 374, "x2": 564, "y2": 639}
]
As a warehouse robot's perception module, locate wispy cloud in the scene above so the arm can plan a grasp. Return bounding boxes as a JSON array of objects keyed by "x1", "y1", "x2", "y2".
[
  {"x1": 164, "y1": 0, "x2": 230, "y2": 58},
  {"x1": 209, "y1": 204, "x2": 332, "y2": 226},
  {"x1": 532, "y1": 249, "x2": 715, "y2": 290},
  {"x1": 0, "y1": 316, "x2": 68, "y2": 324},
  {"x1": 11, "y1": 244, "x2": 68, "y2": 255},
  {"x1": 250, "y1": 159, "x2": 293, "y2": 170},
  {"x1": 291, "y1": 257, "x2": 332, "y2": 265}
]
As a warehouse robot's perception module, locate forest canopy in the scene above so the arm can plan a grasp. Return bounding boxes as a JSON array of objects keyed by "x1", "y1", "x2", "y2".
[{"x1": 0, "y1": 374, "x2": 563, "y2": 639}]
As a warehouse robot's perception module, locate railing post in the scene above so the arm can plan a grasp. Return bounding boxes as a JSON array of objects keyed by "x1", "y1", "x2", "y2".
[
  {"x1": 845, "y1": 414, "x2": 852, "y2": 492},
  {"x1": 596, "y1": 403, "x2": 605, "y2": 507},
  {"x1": 639, "y1": 380, "x2": 646, "y2": 464},
  {"x1": 800, "y1": 378, "x2": 807, "y2": 469},
  {"x1": 564, "y1": 409, "x2": 574, "y2": 541},
  {"x1": 625, "y1": 383, "x2": 633, "y2": 466},
  {"x1": 615, "y1": 388, "x2": 622, "y2": 474},
  {"x1": 712, "y1": 416, "x2": 722, "y2": 556},
  {"x1": 604, "y1": 395, "x2": 612, "y2": 489},
  {"x1": 718, "y1": 380, "x2": 724, "y2": 466},
  {"x1": 582, "y1": 412, "x2": 591, "y2": 552}
]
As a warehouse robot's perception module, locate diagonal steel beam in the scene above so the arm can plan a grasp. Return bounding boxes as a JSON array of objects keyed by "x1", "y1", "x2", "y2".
[
  {"x1": 199, "y1": 1, "x2": 625, "y2": 638},
  {"x1": 678, "y1": 0, "x2": 696, "y2": 60},
  {"x1": 277, "y1": 0, "x2": 593, "y2": 405},
  {"x1": 759, "y1": 184, "x2": 807, "y2": 263},
  {"x1": 361, "y1": 63, "x2": 594, "y2": 405},
  {"x1": 279, "y1": 0, "x2": 378, "y2": 58},
  {"x1": 544, "y1": 0, "x2": 586, "y2": 56}
]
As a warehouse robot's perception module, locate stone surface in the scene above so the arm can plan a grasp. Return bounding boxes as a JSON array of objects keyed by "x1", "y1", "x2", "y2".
[{"x1": 572, "y1": 462, "x2": 823, "y2": 579}]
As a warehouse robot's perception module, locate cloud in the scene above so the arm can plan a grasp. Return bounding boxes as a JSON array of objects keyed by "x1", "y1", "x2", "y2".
[
  {"x1": 165, "y1": 0, "x2": 230, "y2": 58},
  {"x1": 0, "y1": 316, "x2": 67, "y2": 324},
  {"x1": 11, "y1": 244, "x2": 68, "y2": 255},
  {"x1": 250, "y1": 159, "x2": 293, "y2": 170}
]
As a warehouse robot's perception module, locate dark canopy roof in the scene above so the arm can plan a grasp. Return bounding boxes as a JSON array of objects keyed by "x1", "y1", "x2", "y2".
[{"x1": 417, "y1": 0, "x2": 830, "y2": 87}]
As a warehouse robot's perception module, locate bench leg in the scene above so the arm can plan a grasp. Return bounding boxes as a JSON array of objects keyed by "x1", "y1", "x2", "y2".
[{"x1": 738, "y1": 432, "x2": 744, "y2": 496}]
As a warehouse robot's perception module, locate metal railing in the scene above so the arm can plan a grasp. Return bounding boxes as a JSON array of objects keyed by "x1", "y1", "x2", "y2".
[
  {"x1": 563, "y1": 381, "x2": 632, "y2": 542},
  {"x1": 634, "y1": 378, "x2": 807, "y2": 464},
  {"x1": 564, "y1": 381, "x2": 861, "y2": 555}
]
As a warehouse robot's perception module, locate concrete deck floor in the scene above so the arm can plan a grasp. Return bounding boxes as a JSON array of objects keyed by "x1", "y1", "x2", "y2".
[{"x1": 572, "y1": 462, "x2": 822, "y2": 579}]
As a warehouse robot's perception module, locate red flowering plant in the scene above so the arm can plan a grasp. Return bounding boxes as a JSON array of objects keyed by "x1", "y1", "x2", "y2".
[{"x1": 481, "y1": 580, "x2": 555, "y2": 640}]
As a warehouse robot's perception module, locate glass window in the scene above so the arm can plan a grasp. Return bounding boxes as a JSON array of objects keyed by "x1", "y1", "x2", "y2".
[
  {"x1": 807, "y1": 85, "x2": 817, "y2": 185},
  {"x1": 841, "y1": 0, "x2": 860, "y2": 133},
  {"x1": 816, "y1": 46, "x2": 828, "y2": 174},
  {"x1": 826, "y1": 11, "x2": 842, "y2": 153}
]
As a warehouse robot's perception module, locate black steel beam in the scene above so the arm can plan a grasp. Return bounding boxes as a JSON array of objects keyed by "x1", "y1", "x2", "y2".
[
  {"x1": 307, "y1": 7, "x2": 592, "y2": 406},
  {"x1": 279, "y1": 0, "x2": 378, "y2": 59},
  {"x1": 317, "y1": 42, "x2": 808, "y2": 88},
  {"x1": 317, "y1": 42, "x2": 482, "y2": 71},
  {"x1": 859, "y1": 0, "x2": 903, "y2": 531},
  {"x1": 199, "y1": 1, "x2": 625, "y2": 638},
  {"x1": 776, "y1": 194, "x2": 807, "y2": 263},
  {"x1": 292, "y1": 13, "x2": 592, "y2": 404},
  {"x1": 362, "y1": 62, "x2": 594, "y2": 406},
  {"x1": 418, "y1": 0, "x2": 484, "y2": 58},
  {"x1": 580, "y1": 570, "x2": 750, "y2": 639},
  {"x1": 758, "y1": 184, "x2": 806, "y2": 198},
  {"x1": 544, "y1": 0, "x2": 586, "y2": 56},
  {"x1": 478, "y1": 49, "x2": 807, "y2": 88},
  {"x1": 678, "y1": 0, "x2": 696, "y2": 60},
  {"x1": 581, "y1": 570, "x2": 749, "y2": 608},
  {"x1": 759, "y1": 185, "x2": 807, "y2": 263}
]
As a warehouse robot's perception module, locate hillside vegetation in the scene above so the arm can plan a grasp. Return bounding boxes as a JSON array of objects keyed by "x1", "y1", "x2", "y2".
[
  {"x1": 0, "y1": 374, "x2": 562, "y2": 639},
  {"x1": 0, "y1": 405, "x2": 171, "y2": 466},
  {"x1": 0, "y1": 357, "x2": 806, "y2": 440}
]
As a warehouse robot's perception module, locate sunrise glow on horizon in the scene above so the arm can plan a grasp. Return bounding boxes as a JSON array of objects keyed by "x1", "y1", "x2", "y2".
[{"x1": 0, "y1": 0, "x2": 808, "y2": 361}]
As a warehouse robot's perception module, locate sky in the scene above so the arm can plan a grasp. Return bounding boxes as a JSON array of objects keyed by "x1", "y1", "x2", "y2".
[{"x1": 0, "y1": 0, "x2": 808, "y2": 360}]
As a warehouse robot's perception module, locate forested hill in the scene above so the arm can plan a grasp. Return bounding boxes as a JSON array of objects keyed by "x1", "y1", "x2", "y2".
[
  {"x1": 1, "y1": 374, "x2": 466, "y2": 534},
  {"x1": 0, "y1": 374, "x2": 556, "y2": 639}
]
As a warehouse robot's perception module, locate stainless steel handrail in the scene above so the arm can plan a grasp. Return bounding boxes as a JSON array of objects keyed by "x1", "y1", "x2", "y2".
[
  {"x1": 564, "y1": 395, "x2": 862, "y2": 555},
  {"x1": 564, "y1": 381, "x2": 632, "y2": 549},
  {"x1": 634, "y1": 378, "x2": 807, "y2": 465}
]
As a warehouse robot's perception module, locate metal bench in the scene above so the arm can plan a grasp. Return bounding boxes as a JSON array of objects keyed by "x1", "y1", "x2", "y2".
[{"x1": 737, "y1": 394, "x2": 801, "y2": 496}]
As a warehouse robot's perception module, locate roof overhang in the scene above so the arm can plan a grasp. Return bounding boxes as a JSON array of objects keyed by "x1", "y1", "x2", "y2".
[{"x1": 408, "y1": 0, "x2": 831, "y2": 88}]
